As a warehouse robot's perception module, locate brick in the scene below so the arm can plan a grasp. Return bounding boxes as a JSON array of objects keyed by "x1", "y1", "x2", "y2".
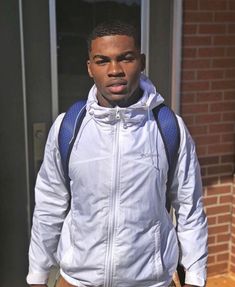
[
  {"x1": 183, "y1": 35, "x2": 212, "y2": 46},
  {"x1": 184, "y1": 0, "x2": 199, "y2": 10},
  {"x1": 207, "y1": 205, "x2": 230, "y2": 216},
  {"x1": 209, "y1": 123, "x2": 234, "y2": 133},
  {"x1": 222, "y1": 133, "x2": 235, "y2": 143},
  {"x1": 214, "y1": 35, "x2": 235, "y2": 45},
  {"x1": 183, "y1": 24, "x2": 198, "y2": 35},
  {"x1": 183, "y1": 59, "x2": 211, "y2": 69},
  {"x1": 217, "y1": 233, "x2": 231, "y2": 242},
  {"x1": 207, "y1": 185, "x2": 231, "y2": 196},
  {"x1": 208, "y1": 235, "x2": 216, "y2": 245},
  {"x1": 224, "y1": 91, "x2": 235, "y2": 100},
  {"x1": 214, "y1": 11, "x2": 235, "y2": 23},
  {"x1": 218, "y1": 215, "x2": 231, "y2": 224},
  {"x1": 182, "y1": 47, "x2": 197, "y2": 58},
  {"x1": 222, "y1": 111, "x2": 235, "y2": 121},
  {"x1": 232, "y1": 245, "x2": 235, "y2": 256},
  {"x1": 198, "y1": 47, "x2": 225, "y2": 58},
  {"x1": 231, "y1": 225, "x2": 235, "y2": 235},
  {"x1": 229, "y1": 0, "x2": 235, "y2": 10},
  {"x1": 207, "y1": 263, "x2": 228, "y2": 276},
  {"x1": 221, "y1": 154, "x2": 235, "y2": 163},
  {"x1": 184, "y1": 12, "x2": 214, "y2": 23},
  {"x1": 220, "y1": 175, "x2": 234, "y2": 184},
  {"x1": 231, "y1": 266, "x2": 235, "y2": 274},
  {"x1": 196, "y1": 145, "x2": 207, "y2": 157},
  {"x1": 217, "y1": 253, "x2": 229, "y2": 262},
  {"x1": 227, "y1": 47, "x2": 235, "y2": 57},
  {"x1": 199, "y1": 24, "x2": 226, "y2": 34},
  {"x1": 181, "y1": 93, "x2": 196, "y2": 103},
  {"x1": 204, "y1": 196, "x2": 218, "y2": 206},
  {"x1": 225, "y1": 69, "x2": 235, "y2": 78},
  {"x1": 197, "y1": 91, "x2": 223, "y2": 102},
  {"x1": 197, "y1": 70, "x2": 224, "y2": 80},
  {"x1": 208, "y1": 242, "x2": 229, "y2": 253},
  {"x1": 195, "y1": 135, "x2": 221, "y2": 146},
  {"x1": 207, "y1": 216, "x2": 217, "y2": 225},
  {"x1": 199, "y1": 156, "x2": 219, "y2": 166},
  {"x1": 181, "y1": 70, "x2": 196, "y2": 81},
  {"x1": 213, "y1": 58, "x2": 235, "y2": 68},
  {"x1": 212, "y1": 79, "x2": 235, "y2": 90},
  {"x1": 181, "y1": 103, "x2": 209, "y2": 114},
  {"x1": 214, "y1": 12, "x2": 235, "y2": 22},
  {"x1": 181, "y1": 92, "x2": 196, "y2": 104},
  {"x1": 187, "y1": 125, "x2": 208, "y2": 135},
  {"x1": 182, "y1": 115, "x2": 195, "y2": 126},
  {"x1": 208, "y1": 255, "x2": 216, "y2": 264},
  {"x1": 195, "y1": 113, "x2": 221, "y2": 124},
  {"x1": 208, "y1": 143, "x2": 234, "y2": 154},
  {"x1": 202, "y1": 176, "x2": 219, "y2": 186},
  {"x1": 199, "y1": 0, "x2": 228, "y2": 10},
  {"x1": 208, "y1": 164, "x2": 233, "y2": 175},
  {"x1": 182, "y1": 81, "x2": 210, "y2": 91},
  {"x1": 228, "y1": 24, "x2": 235, "y2": 33},
  {"x1": 219, "y1": 195, "x2": 232, "y2": 204},
  {"x1": 210, "y1": 102, "x2": 235, "y2": 112}
]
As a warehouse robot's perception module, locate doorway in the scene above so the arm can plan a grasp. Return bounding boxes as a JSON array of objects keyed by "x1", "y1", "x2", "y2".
[
  {"x1": 56, "y1": 0, "x2": 141, "y2": 113},
  {"x1": 50, "y1": 0, "x2": 181, "y2": 117}
]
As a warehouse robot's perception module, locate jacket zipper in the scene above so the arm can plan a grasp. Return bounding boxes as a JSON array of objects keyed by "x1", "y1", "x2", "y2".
[{"x1": 104, "y1": 110, "x2": 121, "y2": 287}]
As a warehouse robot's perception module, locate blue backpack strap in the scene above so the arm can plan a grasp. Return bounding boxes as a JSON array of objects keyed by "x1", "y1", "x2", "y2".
[
  {"x1": 58, "y1": 99, "x2": 87, "y2": 189},
  {"x1": 152, "y1": 103, "x2": 180, "y2": 212},
  {"x1": 153, "y1": 104, "x2": 184, "y2": 285}
]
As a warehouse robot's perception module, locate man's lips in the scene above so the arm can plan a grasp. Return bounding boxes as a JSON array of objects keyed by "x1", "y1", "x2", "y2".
[{"x1": 107, "y1": 81, "x2": 127, "y2": 94}]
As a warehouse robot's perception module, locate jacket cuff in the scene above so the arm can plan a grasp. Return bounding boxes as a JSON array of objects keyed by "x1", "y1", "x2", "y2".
[
  {"x1": 185, "y1": 270, "x2": 206, "y2": 287},
  {"x1": 26, "y1": 272, "x2": 49, "y2": 285}
]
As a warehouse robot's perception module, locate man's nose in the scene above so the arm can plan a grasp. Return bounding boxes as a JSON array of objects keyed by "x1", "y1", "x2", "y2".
[{"x1": 107, "y1": 61, "x2": 125, "y2": 77}]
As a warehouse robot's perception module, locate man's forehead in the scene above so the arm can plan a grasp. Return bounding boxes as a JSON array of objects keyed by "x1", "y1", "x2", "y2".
[{"x1": 90, "y1": 35, "x2": 137, "y2": 51}]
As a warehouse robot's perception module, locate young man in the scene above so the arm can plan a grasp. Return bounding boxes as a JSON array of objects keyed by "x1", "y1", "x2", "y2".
[{"x1": 27, "y1": 21, "x2": 208, "y2": 287}]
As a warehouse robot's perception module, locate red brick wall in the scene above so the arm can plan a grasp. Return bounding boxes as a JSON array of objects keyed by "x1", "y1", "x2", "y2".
[
  {"x1": 181, "y1": 0, "x2": 235, "y2": 276},
  {"x1": 232, "y1": 175, "x2": 235, "y2": 273}
]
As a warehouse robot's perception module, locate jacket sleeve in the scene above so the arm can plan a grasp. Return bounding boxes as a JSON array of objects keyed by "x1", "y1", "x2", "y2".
[
  {"x1": 26, "y1": 114, "x2": 70, "y2": 285},
  {"x1": 170, "y1": 117, "x2": 208, "y2": 287}
]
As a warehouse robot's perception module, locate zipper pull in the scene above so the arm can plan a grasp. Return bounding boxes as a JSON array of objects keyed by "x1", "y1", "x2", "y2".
[{"x1": 116, "y1": 108, "x2": 120, "y2": 120}]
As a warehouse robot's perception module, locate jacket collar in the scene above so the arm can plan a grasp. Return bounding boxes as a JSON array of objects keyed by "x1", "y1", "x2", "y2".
[{"x1": 86, "y1": 74, "x2": 164, "y2": 126}]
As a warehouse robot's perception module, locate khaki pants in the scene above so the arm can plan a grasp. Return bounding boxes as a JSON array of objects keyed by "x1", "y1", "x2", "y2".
[
  {"x1": 55, "y1": 276, "x2": 176, "y2": 287},
  {"x1": 55, "y1": 276, "x2": 76, "y2": 287}
]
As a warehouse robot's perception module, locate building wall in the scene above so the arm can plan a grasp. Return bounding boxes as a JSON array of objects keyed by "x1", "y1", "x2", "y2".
[
  {"x1": 232, "y1": 175, "x2": 235, "y2": 273},
  {"x1": 181, "y1": 0, "x2": 235, "y2": 276}
]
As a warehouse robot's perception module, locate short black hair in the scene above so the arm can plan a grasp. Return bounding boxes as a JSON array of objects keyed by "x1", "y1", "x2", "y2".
[{"x1": 87, "y1": 20, "x2": 140, "y2": 52}]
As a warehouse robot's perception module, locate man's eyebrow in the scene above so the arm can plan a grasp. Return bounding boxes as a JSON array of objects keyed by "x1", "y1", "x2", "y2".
[
  {"x1": 92, "y1": 55, "x2": 110, "y2": 60},
  {"x1": 92, "y1": 51, "x2": 137, "y2": 60},
  {"x1": 117, "y1": 51, "x2": 136, "y2": 58}
]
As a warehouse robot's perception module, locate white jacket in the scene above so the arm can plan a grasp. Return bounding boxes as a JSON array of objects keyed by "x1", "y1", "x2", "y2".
[{"x1": 27, "y1": 75, "x2": 208, "y2": 287}]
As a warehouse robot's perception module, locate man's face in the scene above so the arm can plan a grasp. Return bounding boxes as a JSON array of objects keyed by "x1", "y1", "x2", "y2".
[{"x1": 87, "y1": 35, "x2": 145, "y2": 107}]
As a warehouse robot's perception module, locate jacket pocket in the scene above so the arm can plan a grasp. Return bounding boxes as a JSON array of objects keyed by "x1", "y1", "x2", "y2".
[{"x1": 154, "y1": 222, "x2": 164, "y2": 278}]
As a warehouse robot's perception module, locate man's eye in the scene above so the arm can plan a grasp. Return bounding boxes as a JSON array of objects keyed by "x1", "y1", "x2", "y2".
[
  {"x1": 95, "y1": 60, "x2": 108, "y2": 65},
  {"x1": 122, "y1": 57, "x2": 135, "y2": 63}
]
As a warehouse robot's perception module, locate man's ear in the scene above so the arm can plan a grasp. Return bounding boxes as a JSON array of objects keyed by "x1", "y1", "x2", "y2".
[
  {"x1": 87, "y1": 60, "x2": 93, "y2": 78},
  {"x1": 140, "y1": 54, "x2": 146, "y2": 72}
]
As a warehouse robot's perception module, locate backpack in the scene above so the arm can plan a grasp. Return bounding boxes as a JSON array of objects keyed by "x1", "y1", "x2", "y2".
[{"x1": 58, "y1": 99, "x2": 185, "y2": 284}]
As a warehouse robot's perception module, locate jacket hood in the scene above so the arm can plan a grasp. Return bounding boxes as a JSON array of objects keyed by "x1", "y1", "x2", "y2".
[{"x1": 86, "y1": 74, "x2": 164, "y2": 126}]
